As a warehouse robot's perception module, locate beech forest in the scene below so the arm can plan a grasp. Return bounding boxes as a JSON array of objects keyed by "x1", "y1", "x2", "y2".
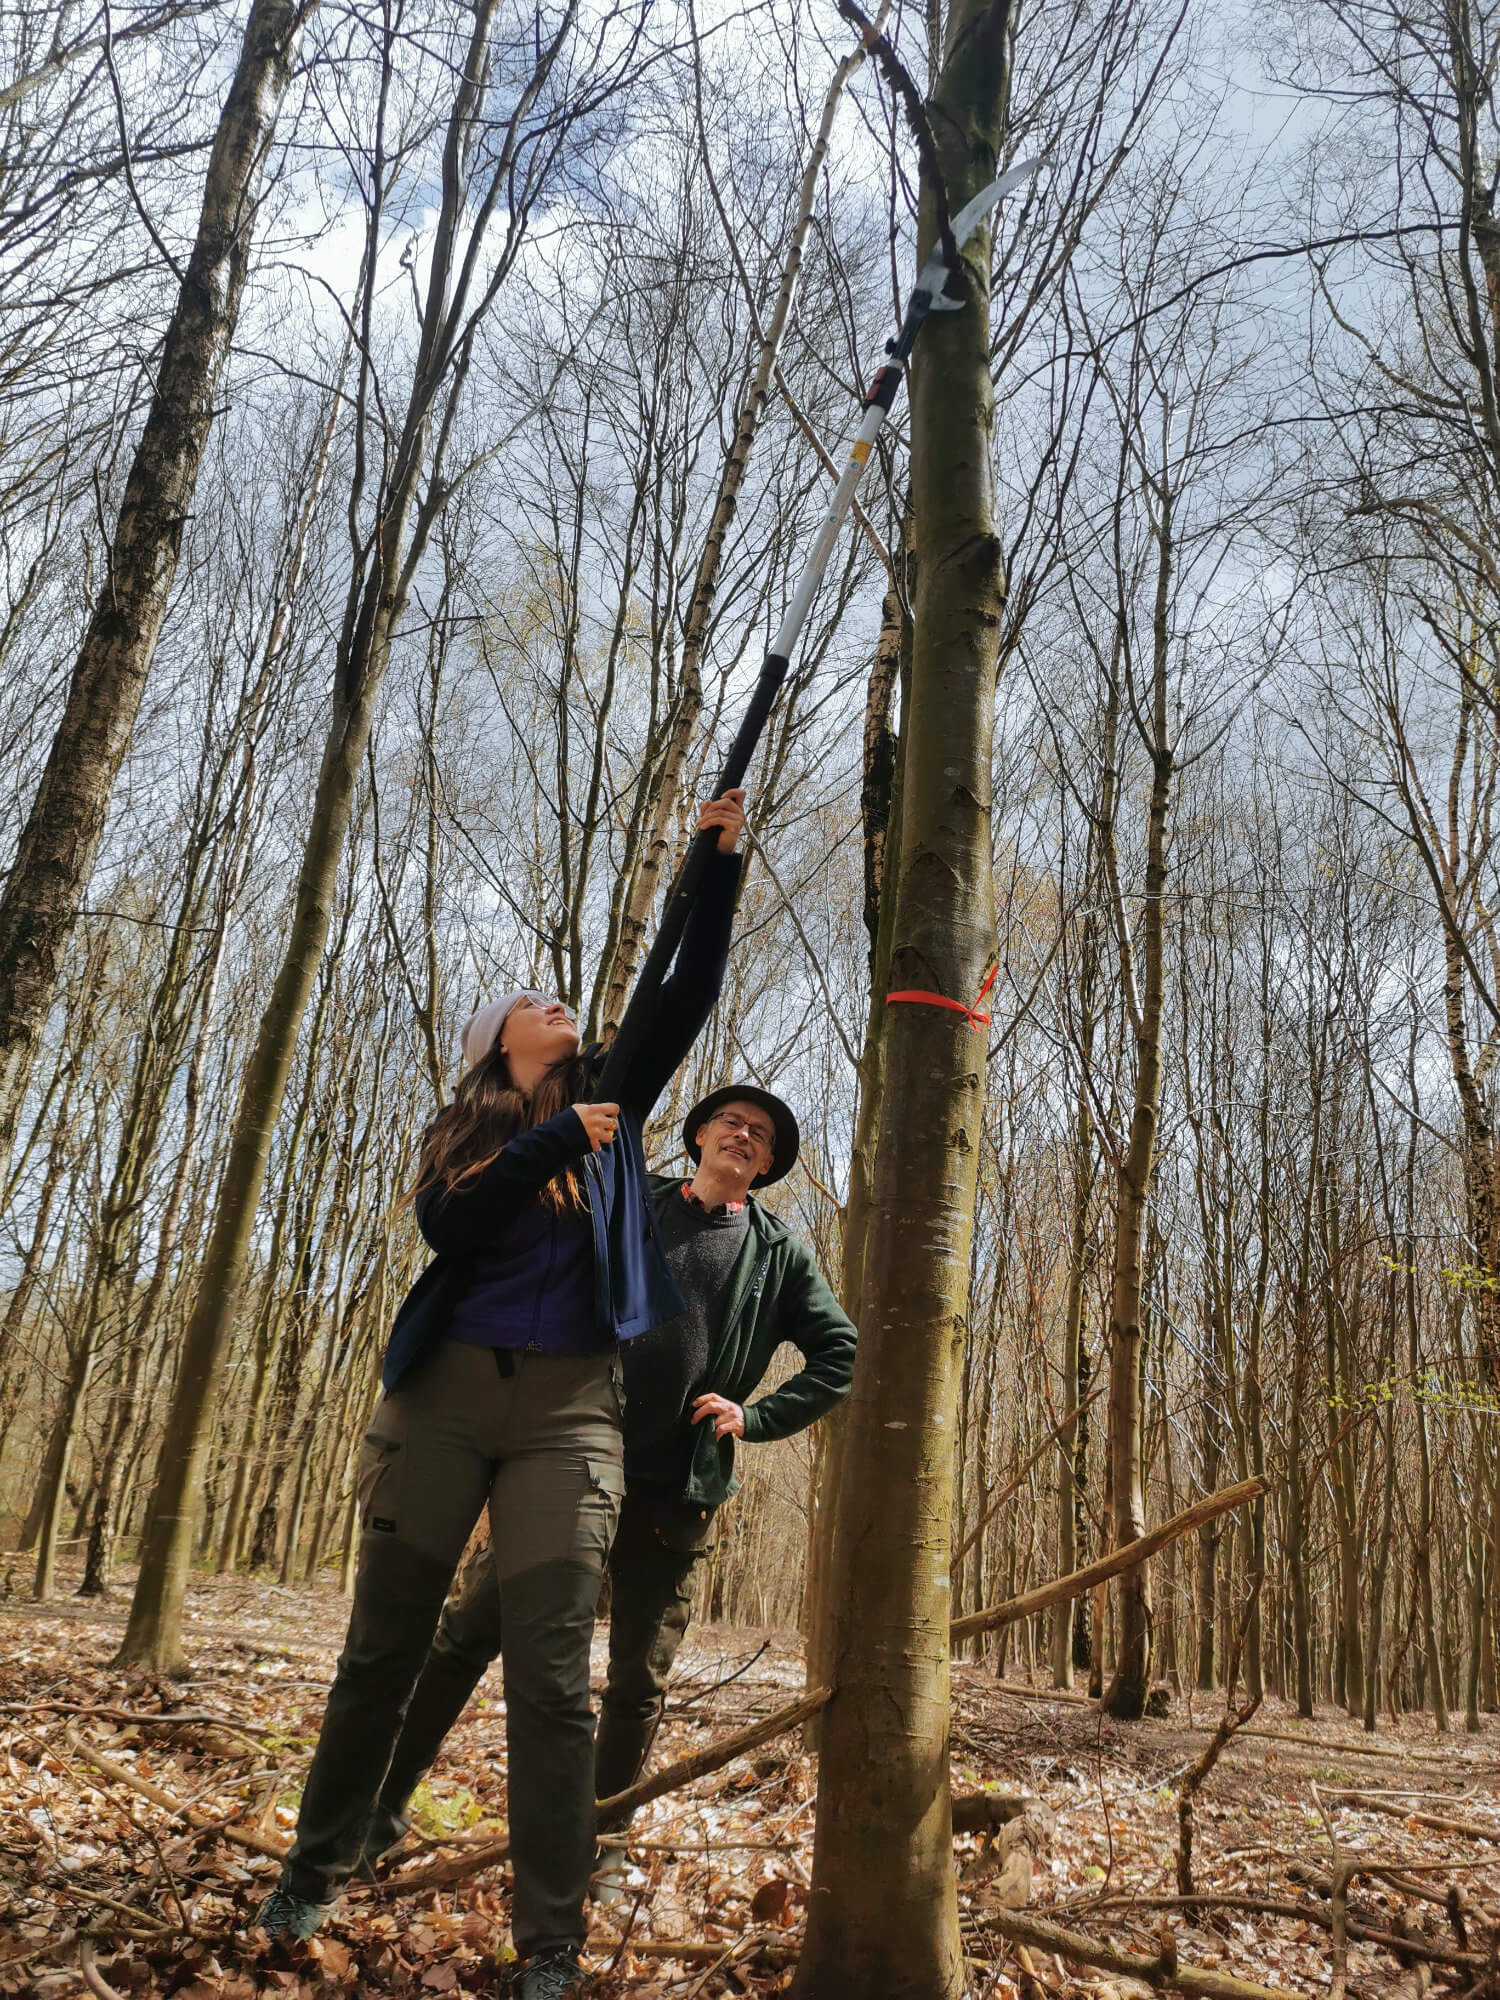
[{"x1": 2, "y1": 0, "x2": 1500, "y2": 1995}]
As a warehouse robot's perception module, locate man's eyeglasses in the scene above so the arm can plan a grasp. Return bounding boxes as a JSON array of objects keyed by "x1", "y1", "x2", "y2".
[{"x1": 709, "y1": 1109, "x2": 775, "y2": 1151}]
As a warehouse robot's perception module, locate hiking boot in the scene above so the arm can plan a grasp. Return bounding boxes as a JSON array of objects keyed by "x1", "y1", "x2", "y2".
[
  {"x1": 513, "y1": 1946, "x2": 584, "y2": 1998},
  {"x1": 354, "y1": 1803, "x2": 409, "y2": 1877},
  {"x1": 590, "y1": 1835, "x2": 630, "y2": 1908},
  {"x1": 258, "y1": 1881, "x2": 333, "y2": 1941}
]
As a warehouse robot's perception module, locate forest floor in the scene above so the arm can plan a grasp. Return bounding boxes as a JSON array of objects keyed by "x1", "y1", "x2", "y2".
[{"x1": 2, "y1": 1566, "x2": 1497, "y2": 1998}]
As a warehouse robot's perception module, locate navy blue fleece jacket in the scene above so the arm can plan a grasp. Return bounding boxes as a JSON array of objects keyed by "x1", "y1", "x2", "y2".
[{"x1": 380, "y1": 850, "x2": 743, "y2": 1391}]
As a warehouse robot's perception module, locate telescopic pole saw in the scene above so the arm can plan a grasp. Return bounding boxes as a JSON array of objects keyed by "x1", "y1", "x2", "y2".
[{"x1": 596, "y1": 158, "x2": 1041, "y2": 1099}]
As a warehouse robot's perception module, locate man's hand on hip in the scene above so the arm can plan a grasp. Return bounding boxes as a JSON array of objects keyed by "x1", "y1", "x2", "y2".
[{"x1": 691, "y1": 1394, "x2": 745, "y2": 1439}]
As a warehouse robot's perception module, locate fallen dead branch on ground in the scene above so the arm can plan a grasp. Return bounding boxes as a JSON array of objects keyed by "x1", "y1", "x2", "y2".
[
  {"x1": 597, "y1": 1685, "x2": 829, "y2": 1820},
  {"x1": 983, "y1": 1908, "x2": 1295, "y2": 1999},
  {"x1": 1071, "y1": 1888, "x2": 1486, "y2": 1973},
  {"x1": 6, "y1": 1698, "x2": 271, "y2": 1738},
  {"x1": 1194, "y1": 1721, "x2": 1497, "y2": 1770},
  {"x1": 79, "y1": 1939, "x2": 127, "y2": 2000},
  {"x1": 618, "y1": 1937, "x2": 796, "y2": 1966},
  {"x1": 1329, "y1": 1791, "x2": 1500, "y2": 1845},
  {"x1": 1291, "y1": 1856, "x2": 1500, "y2": 1933},
  {"x1": 64, "y1": 1725, "x2": 287, "y2": 1859},
  {"x1": 993, "y1": 1680, "x2": 1092, "y2": 1705}
]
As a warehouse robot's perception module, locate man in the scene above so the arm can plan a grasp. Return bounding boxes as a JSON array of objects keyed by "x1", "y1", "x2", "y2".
[{"x1": 357, "y1": 1083, "x2": 856, "y2": 1930}]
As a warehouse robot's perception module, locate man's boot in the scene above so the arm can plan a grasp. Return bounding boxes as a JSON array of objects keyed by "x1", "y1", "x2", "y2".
[
  {"x1": 593, "y1": 1708, "x2": 658, "y2": 1829},
  {"x1": 590, "y1": 1835, "x2": 631, "y2": 1907},
  {"x1": 591, "y1": 1705, "x2": 658, "y2": 1906}
]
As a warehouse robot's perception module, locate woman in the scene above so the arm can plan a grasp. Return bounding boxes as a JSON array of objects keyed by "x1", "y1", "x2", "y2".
[{"x1": 260, "y1": 789, "x2": 747, "y2": 2000}]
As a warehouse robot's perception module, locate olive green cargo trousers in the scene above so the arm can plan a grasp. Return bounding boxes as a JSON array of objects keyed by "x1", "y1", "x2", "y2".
[
  {"x1": 282, "y1": 1341, "x2": 623, "y2": 1956},
  {"x1": 362, "y1": 1478, "x2": 717, "y2": 1857}
]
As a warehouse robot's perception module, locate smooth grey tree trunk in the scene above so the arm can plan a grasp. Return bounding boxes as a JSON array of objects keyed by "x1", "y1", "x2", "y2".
[{"x1": 793, "y1": 5, "x2": 1011, "y2": 1988}]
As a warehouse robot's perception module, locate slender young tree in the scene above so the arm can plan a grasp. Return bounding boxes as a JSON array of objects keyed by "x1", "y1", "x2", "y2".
[
  {"x1": 1051, "y1": 894, "x2": 1099, "y2": 1686},
  {"x1": 116, "y1": 0, "x2": 639, "y2": 1670},
  {"x1": 596, "y1": 5, "x2": 890, "y2": 1034},
  {"x1": 0, "y1": 0, "x2": 314, "y2": 1171},
  {"x1": 802, "y1": 513, "x2": 910, "y2": 1703}
]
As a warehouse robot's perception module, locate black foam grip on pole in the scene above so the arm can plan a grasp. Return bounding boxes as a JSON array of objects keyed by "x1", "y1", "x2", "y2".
[
  {"x1": 596, "y1": 653, "x2": 790, "y2": 1099},
  {"x1": 887, "y1": 290, "x2": 934, "y2": 368}
]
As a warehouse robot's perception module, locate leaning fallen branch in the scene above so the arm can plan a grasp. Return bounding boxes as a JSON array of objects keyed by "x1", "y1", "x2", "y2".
[
  {"x1": 601, "y1": 1686, "x2": 831, "y2": 1821},
  {"x1": 371, "y1": 1686, "x2": 833, "y2": 1895},
  {"x1": 950, "y1": 1478, "x2": 1266, "y2": 1644},
  {"x1": 982, "y1": 1909, "x2": 1290, "y2": 2000},
  {"x1": 1328, "y1": 1791, "x2": 1500, "y2": 1845}
]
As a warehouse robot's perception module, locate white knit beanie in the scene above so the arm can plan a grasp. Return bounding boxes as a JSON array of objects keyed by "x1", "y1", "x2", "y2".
[{"x1": 460, "y1": 991, "x2": 538, "y2": 1069}]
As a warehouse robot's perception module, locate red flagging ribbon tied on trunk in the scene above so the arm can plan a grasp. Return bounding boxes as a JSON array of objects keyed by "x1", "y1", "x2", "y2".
[{"x1": 885, "y1": 964, "x2": 997, "y2": 1033}]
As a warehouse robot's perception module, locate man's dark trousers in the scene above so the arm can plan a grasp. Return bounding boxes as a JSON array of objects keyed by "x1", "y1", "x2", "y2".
[{"x1": 370, "y1": 1485, "x2": 715, "y2": 1845}]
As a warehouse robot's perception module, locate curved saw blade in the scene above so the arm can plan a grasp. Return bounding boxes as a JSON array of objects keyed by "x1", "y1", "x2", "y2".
[{"x1": 919, "y1": 155, "x2": 1045, "y2": 310}]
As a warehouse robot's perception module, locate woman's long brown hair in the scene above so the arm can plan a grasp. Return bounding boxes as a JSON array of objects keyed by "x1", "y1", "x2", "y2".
[{"x1": 408, "y1": 1044, "x2": 592, "y2": 1210}]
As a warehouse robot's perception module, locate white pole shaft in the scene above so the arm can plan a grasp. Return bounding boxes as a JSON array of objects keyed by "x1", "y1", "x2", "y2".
[{"x1": 768, "y1": 388, "x2": 893, "y2": 662}]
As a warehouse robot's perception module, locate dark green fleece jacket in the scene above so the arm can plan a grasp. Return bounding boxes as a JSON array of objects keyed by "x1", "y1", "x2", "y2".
[{"x1": 637, "y1": 1173, "x2": 857, "y2": 1507}]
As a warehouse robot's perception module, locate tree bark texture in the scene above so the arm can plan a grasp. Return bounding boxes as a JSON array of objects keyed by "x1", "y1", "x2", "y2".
[
  {"x1": 793, "y1": 8, "x2": 1010, "y2": 1990},
  {"x1": 803, "y1": 519, "x2": 909, "y2": 1707},
  {"x1": 1052, "y1": 980, "x2": 1095, "y2": 1689}
]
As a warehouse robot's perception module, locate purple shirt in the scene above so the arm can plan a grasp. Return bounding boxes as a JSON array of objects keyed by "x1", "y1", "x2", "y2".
[{"x1": 448, "y1": 1189, "x2": 611, "y2": 1357}]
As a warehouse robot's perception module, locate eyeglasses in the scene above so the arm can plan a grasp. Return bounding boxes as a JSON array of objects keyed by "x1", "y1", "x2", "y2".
[{"x1": 709, "y1": 1109, "x2": 775, "y2": 1151}]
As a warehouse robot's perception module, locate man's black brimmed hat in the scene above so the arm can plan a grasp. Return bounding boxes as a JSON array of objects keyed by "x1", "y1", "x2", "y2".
[{"x1": 683, "y1": 1084, "x2": 799, "y2": 1189}]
